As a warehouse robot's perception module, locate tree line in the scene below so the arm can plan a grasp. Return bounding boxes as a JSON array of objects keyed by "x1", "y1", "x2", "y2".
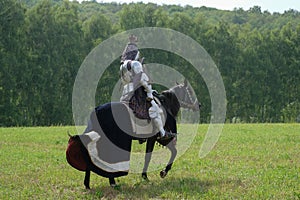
[{"x1": 1, "y1": 0, "x2": 300, "y2": 126}]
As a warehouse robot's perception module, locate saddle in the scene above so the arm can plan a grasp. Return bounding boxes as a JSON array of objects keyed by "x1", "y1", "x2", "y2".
[
  {"x1": 129, "y1": 86, "x2": 162, "y2": 120},
  {"x1": 126, "y1": 88, "x2": 166, "y2": 137}
]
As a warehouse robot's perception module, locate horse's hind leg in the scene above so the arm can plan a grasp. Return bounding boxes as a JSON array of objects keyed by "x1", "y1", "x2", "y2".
[
  {"x1": 84, "y1": 170, "x2": 91, "y2": 189},
  {"x1": 160, "y1": 142, "x2": 177, "y2": 178},
  {"x1": 142, "y1": 138, "x2": 155, "y2": 181},
  {"x1": 109, "y1": 177, "x2": 116, "y2": 187}
]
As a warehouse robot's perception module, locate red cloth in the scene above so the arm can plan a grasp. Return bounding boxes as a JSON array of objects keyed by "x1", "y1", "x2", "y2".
[{"x1": 66, "y1": 138, "x2": 87, "y2": 171}]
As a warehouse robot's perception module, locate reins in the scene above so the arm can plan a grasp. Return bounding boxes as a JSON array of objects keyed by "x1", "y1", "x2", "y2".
[{"x1": 171, "y1": 85, "x2": 197, "y2": 110}]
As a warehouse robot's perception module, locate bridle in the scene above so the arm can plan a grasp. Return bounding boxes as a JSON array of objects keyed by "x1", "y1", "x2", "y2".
[{"x1": 172, "y1": 84, "x2": 198, "y2": 110}]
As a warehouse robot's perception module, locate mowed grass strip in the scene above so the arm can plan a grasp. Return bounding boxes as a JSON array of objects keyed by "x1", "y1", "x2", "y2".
[{"x1": 0, "y1": 124, "x2": 299, "y2": 199}]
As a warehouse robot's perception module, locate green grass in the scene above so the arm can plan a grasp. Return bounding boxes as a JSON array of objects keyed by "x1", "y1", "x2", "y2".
[{"x1": 0, "y1": 124, "x2": 299, "y2": 199}]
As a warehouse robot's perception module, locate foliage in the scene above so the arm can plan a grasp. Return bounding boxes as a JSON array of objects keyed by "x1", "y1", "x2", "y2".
[{"x1": 1, "y1": 0, "x2": 300, "y2": 125}]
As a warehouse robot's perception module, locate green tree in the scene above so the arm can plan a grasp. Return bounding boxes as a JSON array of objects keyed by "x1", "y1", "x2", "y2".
[
  {"x1": 119, "y1": 4, "x2": 145, "y2": 30},
  {"x1": 82, "y1": 13, "x2": 113, "y2": 48},
  {"x1": 277, "y1": 23, "x2": 300, "y2": 122},
  {"x1": 24, "y1": 0, "x2": 84, "y2": 125},
  {"x1": 152, "y1": 7, "x2": 170, "y2": 27},
  {"x1": 0, "y1": 0, "x2": 26, "y2": 126},
  {"x1": 51, "y1": 0, "x2": 85, "y2": 125}
]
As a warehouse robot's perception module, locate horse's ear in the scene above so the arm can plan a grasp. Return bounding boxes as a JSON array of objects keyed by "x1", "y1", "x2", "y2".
[
  {"x1": 159, "y1": 94, "x2": 166, "y2": 102},
  {"x1": 184, "y1": 79, "x2": 188, "y2": 86}
]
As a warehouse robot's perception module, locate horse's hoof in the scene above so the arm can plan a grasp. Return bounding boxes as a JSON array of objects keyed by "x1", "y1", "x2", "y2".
[
  {"x1": 142, "y1": 173, "x2": 149, "y2": 181},
  {"x1": 84, "y1": 183, "x2": 91, "y2": 190},
  {"x1": 110, "y1": 184, "x2": 121, "y2": 190},
  {"x1": 160, "y1": 170, "x2": 167, "y2": 178}
]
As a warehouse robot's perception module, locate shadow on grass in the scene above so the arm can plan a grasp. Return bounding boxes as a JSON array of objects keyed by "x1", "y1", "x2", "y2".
[{"x1": 85, "y1": 175, "x2": 242, "y2": 199}]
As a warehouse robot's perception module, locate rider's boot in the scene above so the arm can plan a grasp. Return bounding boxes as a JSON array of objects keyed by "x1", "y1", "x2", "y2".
[{"x1": 149, "y1": 100, "x2": 176, "y2": 139}]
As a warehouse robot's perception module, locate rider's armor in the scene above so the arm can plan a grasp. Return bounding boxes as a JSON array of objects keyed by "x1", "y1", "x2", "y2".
[
  {"x1": 120, "y1": 35, "x2": 171, "y2": 136},
  {"x1": 120, "y1": 60, "x2": 166, "y2": 137},
  {"x1": 119, "y1": 36, "x2": 168, "y2": 137},
  {"x1": 120, "y1": 60, "x2": 153, "y2": 101}
]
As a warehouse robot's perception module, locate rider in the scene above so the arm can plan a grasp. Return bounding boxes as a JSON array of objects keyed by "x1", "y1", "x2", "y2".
[{"x1": 119, "y1": 35, "x2": 174, "y2": 139}]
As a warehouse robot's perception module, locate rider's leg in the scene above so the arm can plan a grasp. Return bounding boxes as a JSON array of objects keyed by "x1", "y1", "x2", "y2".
[
  {"x1": 148, "y1": 100, "x2": 166, "y2": 137},
  {"x1": 139, "y1": 72, "x2": 174, "y2": 137}
]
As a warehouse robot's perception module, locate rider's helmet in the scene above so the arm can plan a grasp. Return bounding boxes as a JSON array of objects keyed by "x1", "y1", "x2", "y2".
[{"x1": 121, "y1": 35, "x2": 140, "y2": 62}]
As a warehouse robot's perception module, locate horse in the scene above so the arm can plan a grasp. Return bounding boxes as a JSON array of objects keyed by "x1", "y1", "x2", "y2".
[
  {"x1": 66, "y1": 80, "x2": 200, "y2": 189},
  {"x1": 140, "y1": 79, "x2": 200, "y2": 181}
]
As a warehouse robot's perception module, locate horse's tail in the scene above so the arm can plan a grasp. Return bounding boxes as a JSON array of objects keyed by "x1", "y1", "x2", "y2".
[{"x1": 67, "y1": 131, "x2": 72, "y2": 138}]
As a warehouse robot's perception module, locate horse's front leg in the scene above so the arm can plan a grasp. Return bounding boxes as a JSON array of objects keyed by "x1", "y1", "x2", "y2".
[
  {"x1": 84, "y1": 170, "x2": 91, "y2": 189},
  {"x1": 142, "y1": 138, "x2": 156, "y2": 181},
  {"x1": 160, "y1": 140, "x2": 177, "y2": 178}
]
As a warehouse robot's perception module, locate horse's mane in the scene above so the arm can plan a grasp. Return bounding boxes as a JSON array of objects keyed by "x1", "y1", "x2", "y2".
[{"x1": 160, "y1": 90, "x2": 180, "y2": 118}]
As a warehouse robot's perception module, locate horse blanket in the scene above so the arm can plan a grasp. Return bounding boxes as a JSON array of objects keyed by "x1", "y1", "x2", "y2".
[
  {"x1": 74, "y1": 101, "x2": 165, "y2": 178},
  {"x1": 78, "y1": 102, "x2": 133, "y2": 178}
]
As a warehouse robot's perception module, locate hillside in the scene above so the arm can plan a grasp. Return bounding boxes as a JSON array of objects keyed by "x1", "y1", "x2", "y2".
[{"x1": 1, "y1": 0, "x2": 299, "y2": 126}]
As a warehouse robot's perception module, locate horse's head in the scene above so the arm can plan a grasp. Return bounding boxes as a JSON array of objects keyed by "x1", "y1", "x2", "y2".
[{"x1": 170, "y1": 79, "x2": 201, "y2": 111}]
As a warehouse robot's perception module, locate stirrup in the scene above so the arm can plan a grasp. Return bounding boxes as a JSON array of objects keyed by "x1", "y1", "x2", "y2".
[
  {"x1": 157, "y1": 131, "x2": 176, "y2": 140},
  {"x1": 146, "y1": 97, "x2": 153, "y2": 102}
]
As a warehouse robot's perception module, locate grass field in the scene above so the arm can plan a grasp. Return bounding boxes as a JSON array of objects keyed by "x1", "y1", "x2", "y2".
[{"x1": 0, "y1": 124, "x2": 299, "y2": 199}]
